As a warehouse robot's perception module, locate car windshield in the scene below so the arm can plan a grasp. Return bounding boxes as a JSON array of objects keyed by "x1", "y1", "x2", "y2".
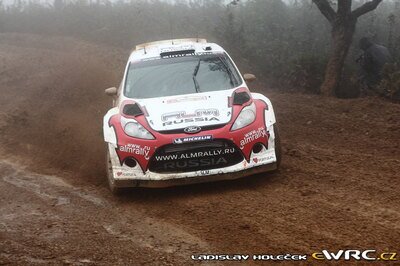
[{"x1": 124, "y1": 53, "x2": 242, "y2": 99}]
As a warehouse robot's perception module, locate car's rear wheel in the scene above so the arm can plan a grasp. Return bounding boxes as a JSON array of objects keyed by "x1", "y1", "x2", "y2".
[
  {"x1": 106, "y1": 147, "x2": 122, "y2": 195},
  {"x1": 274, "y1": 124, "x2": 282, "y2": 169}
]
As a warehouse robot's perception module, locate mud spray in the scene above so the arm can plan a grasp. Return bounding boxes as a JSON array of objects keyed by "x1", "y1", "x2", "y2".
[{"x1": 0, "y1": 35, "x2": 123, "y2": 183}]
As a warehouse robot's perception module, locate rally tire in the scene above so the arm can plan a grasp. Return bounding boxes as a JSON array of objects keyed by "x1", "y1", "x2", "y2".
[
  {"x1": 274, "y1": 124, "x2": 282, "y2": 169},
  {"x1": 106, "y1": 147, "x2": 123, "y2": 195}
]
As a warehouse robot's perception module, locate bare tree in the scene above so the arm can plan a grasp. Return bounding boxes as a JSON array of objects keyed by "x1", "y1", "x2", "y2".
[{"x1": 313, "y1": 0, "x2": 383, "y2": 96}]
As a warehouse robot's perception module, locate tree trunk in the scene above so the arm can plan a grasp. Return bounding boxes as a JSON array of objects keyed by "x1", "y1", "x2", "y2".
[{"x1": 320, "y1": 19, "x2": 356, "y2": 96}]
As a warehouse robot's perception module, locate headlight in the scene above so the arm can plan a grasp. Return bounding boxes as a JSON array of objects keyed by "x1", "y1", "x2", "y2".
[
  {"x1": 231, "y1": 102, "x2": 256, "y2": 131},
  {"x1": 121, "y1": 117, "x2": 154, "y2": 140}
]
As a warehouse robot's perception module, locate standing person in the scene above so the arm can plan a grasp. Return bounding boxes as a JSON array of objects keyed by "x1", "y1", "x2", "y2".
[{"x1": 357, "y1": 37, "x2": 393, "y2": 90}]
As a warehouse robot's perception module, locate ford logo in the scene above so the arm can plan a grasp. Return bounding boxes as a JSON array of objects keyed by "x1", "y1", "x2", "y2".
[{"x1": 184, "y1": 126, "x2": 202, "y2": 134}]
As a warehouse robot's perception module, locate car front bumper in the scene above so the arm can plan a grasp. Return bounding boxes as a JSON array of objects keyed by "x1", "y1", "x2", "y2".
[{"x1": 107, "y1": 143, "x2": 278, "y2": 188}]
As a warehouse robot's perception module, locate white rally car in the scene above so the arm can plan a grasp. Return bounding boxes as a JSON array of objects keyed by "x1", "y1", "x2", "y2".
[{"x1": 103, "y1": 38, "x2": 281, "y2": 193}]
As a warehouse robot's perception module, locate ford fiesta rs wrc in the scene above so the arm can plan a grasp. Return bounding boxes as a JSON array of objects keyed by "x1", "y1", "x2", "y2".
[{"x1": 103, "y1": 38, "x2": 281, "y2": 193}]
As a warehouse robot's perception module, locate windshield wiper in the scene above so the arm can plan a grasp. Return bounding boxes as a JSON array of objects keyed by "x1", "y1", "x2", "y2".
[{"x1": 192, "y1": 58, "x2": 201, "y2": 93}]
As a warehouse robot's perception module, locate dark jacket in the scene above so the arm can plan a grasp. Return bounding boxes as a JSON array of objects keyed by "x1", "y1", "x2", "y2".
[{"x1": 362, "y1": 44, "x2": 392, "y2": 78}]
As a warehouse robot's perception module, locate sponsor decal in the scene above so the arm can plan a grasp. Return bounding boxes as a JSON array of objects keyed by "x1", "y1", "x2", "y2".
[
  {"x1": 174, "y1": 135, "x2": 212, "y2": 144},
  {"x1": 114, "y1": 170, "x2": 141, "y2": 178},
  {"x1": 252, "y1": 155, "x2": 275, "y2": 164},
  {"x1": 162, "y1": 109, "x2": 220, "y2": 122},
  {"x1": 163, "y1": 157, "x2": 228, "y2": 170},
  {"x1": 160, "y1": 45, "x2": 195, "y2": 53},
  {"x1": 150, "y1": 146, "x2": 242, "y2": 172},
  {"x1": 161, "y1": 52, "x2": 195, "y2": 59},
  {"x1": 183, "y1": 126, "x2": 202, "y2": 134},
  {"x1": 119, "y1": 144, "x2": 150, "y2": 160},
  {"x1": 163, "y1": 117, "x2": 219, "y2": 126},
  {"x1": 166, "y1": 95, "x2": 208, "y2": 104},
  {"x1": 116, "y1": 172, "x2": 138, "y2": 177},
  {"x1": 155, "y1": 148, "x2": 235, "y2": 161},
  {"x1": 240, "y1": 127, "x2": 268, "y2": 149}
]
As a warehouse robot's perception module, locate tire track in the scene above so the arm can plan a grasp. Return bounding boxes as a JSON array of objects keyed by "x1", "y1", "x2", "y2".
[{"x1": 0, "y1": 160, "x2": 210, "y2": 264}]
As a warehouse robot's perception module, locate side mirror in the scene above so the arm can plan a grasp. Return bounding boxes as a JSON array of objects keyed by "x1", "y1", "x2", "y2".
[
  {"x1": 105, "y1": 87, "x2": 117, "y2": 96},
  {"x1": 243, "y1": 73, "x2": 256, "y2": 83}
]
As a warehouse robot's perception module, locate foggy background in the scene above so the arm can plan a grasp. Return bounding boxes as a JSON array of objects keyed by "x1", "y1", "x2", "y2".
[{"x1": 0, "y1": 0, "x2": 398, "y2": 94}]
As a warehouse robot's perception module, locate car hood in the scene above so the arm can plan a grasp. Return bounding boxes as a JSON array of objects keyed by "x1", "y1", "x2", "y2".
[{"x1": 135, "y1": 90, "x2": 235, "y2": 131}]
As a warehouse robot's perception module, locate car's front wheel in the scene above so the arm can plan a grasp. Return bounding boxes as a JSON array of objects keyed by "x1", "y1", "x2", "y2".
[{"x1": 106, "y1": 147, "x2": 122, "y2": 195}]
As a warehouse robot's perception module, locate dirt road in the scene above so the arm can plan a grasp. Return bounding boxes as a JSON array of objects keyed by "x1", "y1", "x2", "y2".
[{"x1": 0, "y1": 33, "x2": 399, "y2": 265}]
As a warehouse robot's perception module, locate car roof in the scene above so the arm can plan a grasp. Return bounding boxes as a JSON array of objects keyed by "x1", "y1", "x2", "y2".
[{"x1": 128, "y1": 38, "x2": 225, "y2": 62}]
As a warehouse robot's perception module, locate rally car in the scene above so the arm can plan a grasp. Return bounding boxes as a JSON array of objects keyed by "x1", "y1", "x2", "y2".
[{"x1": 103, "y1": 38, "x2": 281, "y2": 193}]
